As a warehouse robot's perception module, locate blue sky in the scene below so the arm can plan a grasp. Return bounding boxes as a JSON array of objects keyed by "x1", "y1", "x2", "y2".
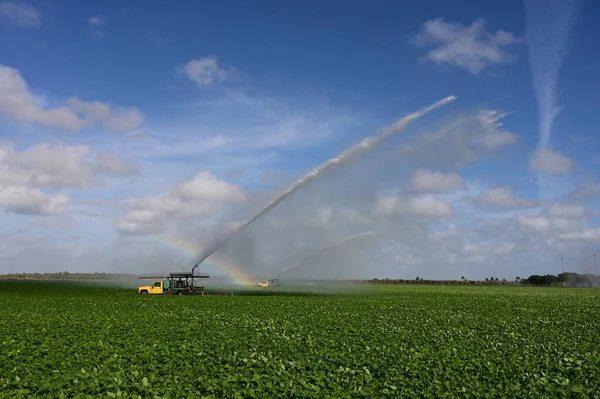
[{"x1": 1, "y1": 0, "x2": 599, "y2": 280}]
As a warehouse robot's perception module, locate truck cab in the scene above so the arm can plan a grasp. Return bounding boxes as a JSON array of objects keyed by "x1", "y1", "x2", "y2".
[{"x1": 138, "y1": 280, "x2": 166, "y2": 294}]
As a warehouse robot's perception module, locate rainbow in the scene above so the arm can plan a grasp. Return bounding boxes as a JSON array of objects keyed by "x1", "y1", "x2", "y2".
[{"x1": 156, "y1": 234, "x2": 259, "y2": 286}]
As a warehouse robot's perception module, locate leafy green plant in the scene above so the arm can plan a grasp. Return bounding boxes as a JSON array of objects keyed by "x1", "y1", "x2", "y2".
[{"x1": 1, "y1": 282, "x2": 599, "y2": 398}]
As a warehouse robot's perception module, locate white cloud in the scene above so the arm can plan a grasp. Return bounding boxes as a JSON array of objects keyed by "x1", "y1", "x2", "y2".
[
  {"x1": 515, "y1": 214, "x2": 588, "y2": 236},
  {"x1": 374, "y1": 194, "x2": 453, "y2": 219},
  {"x1": 459, "y1": 240, "x2": 517, "y2": 259},
  {"x1": 118, "y1": 172, "x2": 246, "y2": 235},
  {"x1": 493, "y1": 242, "x2": 517, "y2": 255},
  {"x1": 413, "y1": 206, "x2": 595, "y2": 276},
  {"x1": 0, "y1": 186, "x2": 68, "y2": 215},
  {"x1": 571, "y1": 177, "x2": 600, "y2": 199},
  {"x1": 412, "y1": 18, "x2": 521, "y2": 74},
  {"x1": 180, "y1": 57, "x2": 239, "y2": 86},
  {"x1": 0, "y1": 65, "x2": 81, "y2": 130},
  {"x1": 515, "y1": 214, "x2": 549, "y2": 232},
  {"x1": 475, "y1": 130, "x2": 518, "y2": 150},
  {"x1": 393, "y1": 253, "x2": 423, "y2": 266},
  {"x1": 0, "y1": 142, "x2": 139, "y2": 189},
  {"x1": 545, "y1": 203, "x2": 586, "y2": 219},
  {"x1": 0, "y1": 64, "x2": 143, "y2": 132},
  {"x1": 0, "y1": 1, "x2": 40, "y2": 27},
  {"x1": 117, "y1": 220, "x2": 165, "y2": 236},
  {"x1": 372, "y1": 195, "x2": 398, "y2": 215},
  {"x1": 529, "y1": 147, "x2": 574, "y2": 174},
  {"x1": 556, "y1": 229, "x2": 600, "y2": 242},
  {"x1": 93, "y1": 152, "x2": 139, "y2": 177},
  {"x1": 407, "y1": 194, "x2": 454, "y2": 218},
  {"x1": 411, "y1": 168, "x2": 467, "y2": 193},
  {"x1": 514, "y1": 204, "x2": 590, "y2": 239},
  {"x1": 175, "y1": 171, "x2": 246, "y2": 202},
  {"x1": 67, "y1": 98, "x2": 144, "y2": 131},
  {"x1": 475, "y1": 186, "x2": 535, "y2": 208},
  {"x1": 87, "y1": 16, "x2": 103, "y2": 26}
]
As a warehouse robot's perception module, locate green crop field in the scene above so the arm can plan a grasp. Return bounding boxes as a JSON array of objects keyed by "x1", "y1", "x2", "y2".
[{"x1": 1, "y1": 281, "x2": 600, "y2": 398}]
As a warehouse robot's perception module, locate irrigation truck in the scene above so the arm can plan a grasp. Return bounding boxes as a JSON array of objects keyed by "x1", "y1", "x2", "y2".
[
  {"x1": 138, "y1": 272, "x2": 209, "y2": 295},
  {"x1": 257, "y1": 278, "x2": 280, "y2": 287}
]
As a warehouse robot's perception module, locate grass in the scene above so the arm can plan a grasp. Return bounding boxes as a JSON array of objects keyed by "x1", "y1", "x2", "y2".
[{"x1": 1, "y1": 281, "x2": 599, "y2": 398}]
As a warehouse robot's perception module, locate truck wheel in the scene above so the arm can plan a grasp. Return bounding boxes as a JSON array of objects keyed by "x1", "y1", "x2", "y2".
[{"x1": 140, "y1": 290, "x2": 148, "y2": 295}]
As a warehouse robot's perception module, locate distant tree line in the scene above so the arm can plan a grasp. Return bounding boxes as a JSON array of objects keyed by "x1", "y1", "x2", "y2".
[
  {"x1": 369, "y1": 272, "x2": 600, "y2": 288},
  {"x1": 521, "y1": 272, "x2": 600, "y2": 287},
  {"x1": 367, "y1": 277, "x2": 518, "y2": 286},
  {"x1": 0, "y1": 272, "x2": 137, "y2": 281}
]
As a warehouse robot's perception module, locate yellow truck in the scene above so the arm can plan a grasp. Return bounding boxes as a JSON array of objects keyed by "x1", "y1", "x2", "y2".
[
  {"x1": 138, "y1": 272, "x2": 209, "y2": 295},
  {"x1": 257, "y1": 278, "x2": 280, "y2": 288}
]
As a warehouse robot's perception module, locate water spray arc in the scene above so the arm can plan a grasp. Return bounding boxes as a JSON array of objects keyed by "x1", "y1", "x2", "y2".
[
  {"x1": 276, "y1": 231, "x2": 385, "y2": 279},
  {"x1": 524, "y1": 0, "x2": 584, "y2": 203},
  {"x1": 193, "y1": 95, "x2": 458, "y2": 269},
  {"x1": 524, "y1": 0, "x2": 583, "y2": 148}
]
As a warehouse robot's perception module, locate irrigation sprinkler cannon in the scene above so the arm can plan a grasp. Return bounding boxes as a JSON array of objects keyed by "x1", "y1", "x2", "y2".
[{"x1": 138, "y1": 268, "x2": 210, "y2": 295}]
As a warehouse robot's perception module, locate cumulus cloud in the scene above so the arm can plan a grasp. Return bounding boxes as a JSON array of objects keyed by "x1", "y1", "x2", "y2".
[
  {"x1": 0, "y1": 64, "x2": 143, "y2": 132},
  {"x1": 0, "y1": 65, "x2": 81, "y2": 130},
  {"x1": 374, "y1": 194, "x2": 454, "y2": 219},
  {"x1": 406, "y1": 194, "x2": 454, "y2": 218},
  {"x1": 174, "y1": 172, "x2": 246, "y2": 202},
  {"x1": 411, "y1": 17, "x2": 521, "y2": 74},
  {"x1": 0, "y1": 1, "x2": 40, "y2": 27},
  {"x1": 515, "y1": 214, "x2": 550, "y2": 232},
  {"x1": 93, "y1": 152, "x2": 139, "y2": 177},
  {"x1": 545, "y1": 203, "x2": 586, "y2": 218},
  {"x1": 67, "y1": 98, "x2": 144, "y2": 131},
  {"x1": 475, "y1": 186, "x2": 535, "y2": 208},
  {"x1": 117, "y1": 219, "x2": 165, "y2": 236},
  {"x1": 0, "y1": 142, "x2": 139, "y2": 190},
  {"x1": 556, "y1": 229, "x2": 600, "y2": 242},
  {"x1": 411, "y1": 168, "x2": 467, "y2": 193},
  {"x1": 118, "y1": 172, "x2": 246, "y2": 235},
  {"x1": 529, "y1": 147, "x2": 574, "y2": 174},
  {"x1": 570, "y1": 177, "x2": 600, "y2": 199},
  {"x1": 180, "y1": 57, "x2": 239, "y2": 86},
  {"x1": 0, "y1": 186, "x2": 68, "y2": 215},
  {"x1": 514, "y1": 204, "x2": 590, "y2": 237}
]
